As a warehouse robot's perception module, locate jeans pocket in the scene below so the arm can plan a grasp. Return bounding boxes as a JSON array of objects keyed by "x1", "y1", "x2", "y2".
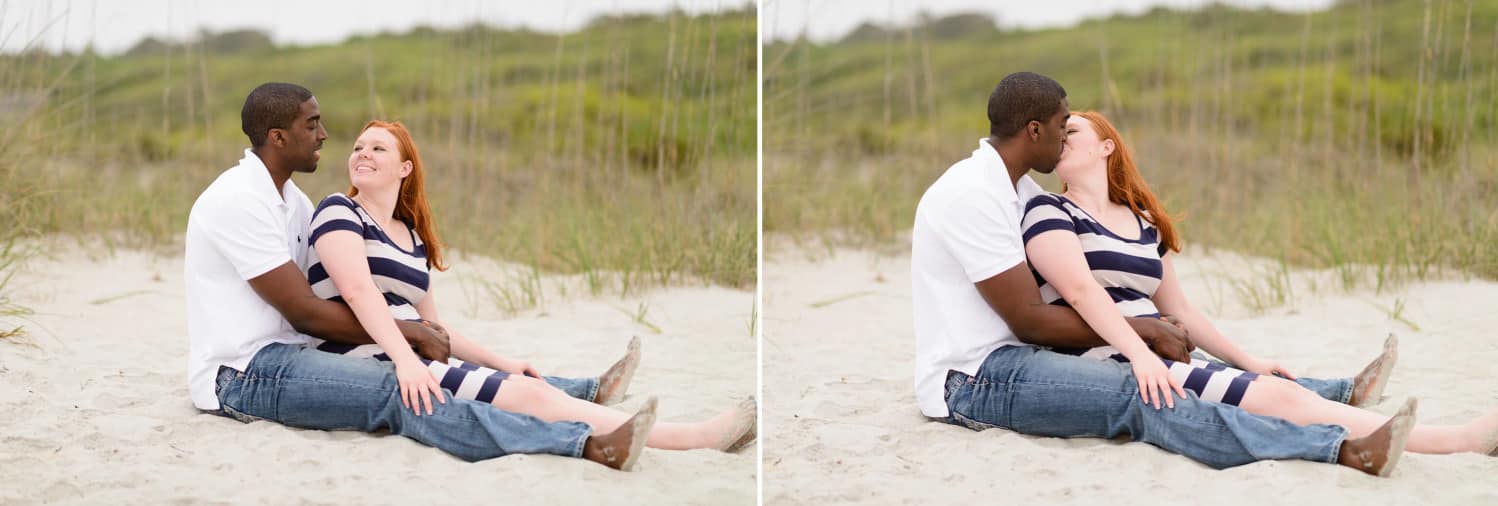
[
  {"x1": 214, "y1": 366, "x2": 265, "y2": 424},
  {"x1": 214, "y1": 366, "x2": 238, "y2": 396},
  {"x1": 944, "y1": 371, "x2": 1005, "y2": 432}
]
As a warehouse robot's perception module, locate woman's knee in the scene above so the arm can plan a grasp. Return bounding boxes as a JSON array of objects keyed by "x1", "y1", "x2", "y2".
[
  {"x1": 492, "y1": 375, "x2": 557, "y2": 407},
  {"x1": 1250, "y1": 375, "x2": 1315, "y2": 408}
]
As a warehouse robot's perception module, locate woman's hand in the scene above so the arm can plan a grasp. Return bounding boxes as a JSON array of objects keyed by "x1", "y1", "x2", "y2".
[
  {"x1": 394, "y1": 357, "x2": 446, "y2": 415},
  {"x1": 1236, "y1": 356, "x2": 1298, "y2": 380},
  {"x1": 497, "y1": 358, "x2": 542, "y2": 378},
  {"x1": 1130, "y1": 356, "x2": 1186, "y2": 409}
]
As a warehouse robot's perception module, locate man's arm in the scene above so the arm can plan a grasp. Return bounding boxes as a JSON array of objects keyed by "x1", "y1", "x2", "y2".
[
  {"x1": 245, "y1": 261, "x2": 450, "y2": 361},
  {"x1": 974, "y1": 262, "x2": 1193, "y2": 361}
]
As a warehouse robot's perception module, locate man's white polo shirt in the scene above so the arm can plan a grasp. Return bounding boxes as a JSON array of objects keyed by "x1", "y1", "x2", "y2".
[
  {"x1": 912, "y1": 138, "x2": 1044, "y2": 418},
  {"x1": 184, "y1": 149, "x2": 313, "y2": 410}
]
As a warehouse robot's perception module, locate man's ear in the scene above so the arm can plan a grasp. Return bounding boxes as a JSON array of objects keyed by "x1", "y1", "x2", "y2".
[
  {"x1": 1027, "y1": 120, "x2": 1042, "y2": 142},
  {"x1": 268, "y1": 129, "x2": 286, "y2": 148}
]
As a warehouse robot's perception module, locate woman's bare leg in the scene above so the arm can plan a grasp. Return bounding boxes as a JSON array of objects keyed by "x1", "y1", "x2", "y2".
[
  {"x1": 491, "y1": 375, "x2": 750, "y2": 451},
  {"x1": 1238, "y1": 375, "x2": 1498, "y2": 454}
]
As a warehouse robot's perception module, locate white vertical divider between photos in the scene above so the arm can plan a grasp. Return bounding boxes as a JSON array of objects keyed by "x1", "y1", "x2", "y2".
[{"x1": 754, "y1": 0, "x2": 766, "y2": 504}]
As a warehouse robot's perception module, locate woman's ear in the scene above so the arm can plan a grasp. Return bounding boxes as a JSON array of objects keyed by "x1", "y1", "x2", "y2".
[
  {"x1": 401, "y1": 160, "x2": 413, "y2": 178},
  {"x1": 1101, "y1": 138, "x2": 1115, "y2": 157}
]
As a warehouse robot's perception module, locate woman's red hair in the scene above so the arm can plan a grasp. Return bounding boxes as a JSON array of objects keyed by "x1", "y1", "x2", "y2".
[
  {"x1": 348, "y1": 120, "x2": 448, "y2": 271},
  {"x1": 1074, "y1": 111, "x2": 1181, "y2": 254}
]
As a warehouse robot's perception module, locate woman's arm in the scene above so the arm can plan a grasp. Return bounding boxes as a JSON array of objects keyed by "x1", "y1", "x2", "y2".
[
  {"x1": 1151, "y1": 253, "x2": 1247, "y2": 363},
  {"x1": 316, "y1": 229, "x2": 446, "y2": 412},
  {"x1": 1026, "y1": 230, "x2": 1157, "y2": 362},
  {"x1": 317, "y1": 230, "x2": 419, "y2": 360},
  {"x1": 412, "y1": 290, "x2": 484, "y2": 366},
  {"x1": 1026, "y1": 227, "x2": 1186, "y2": 408},
  {"x1": 1152, "y1": 254, "x2": 1295, "y2": 377},
  {"x1": 414, "y1": 289, "x2": 539, "y2": 377}
]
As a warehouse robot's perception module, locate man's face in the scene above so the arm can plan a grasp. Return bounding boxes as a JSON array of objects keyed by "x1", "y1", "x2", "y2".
[
  {"x1": 278, "y1": 97, "x2": 327, "y2": 173},
  {"x1": 1030, "y1": 98, "x2": 1070, "y2": 174}
]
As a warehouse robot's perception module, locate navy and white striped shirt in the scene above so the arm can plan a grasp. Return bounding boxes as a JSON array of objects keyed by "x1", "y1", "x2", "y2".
[
  {"x1": 304, "y1": 193, "x2": 429, "y2": 321},
  {"x1": 1020, "y1": 193, "x2": 1167, "y2": 319},
  {"x1": 1018, "y1": 195, "x2": 1264, "y2": 407}
]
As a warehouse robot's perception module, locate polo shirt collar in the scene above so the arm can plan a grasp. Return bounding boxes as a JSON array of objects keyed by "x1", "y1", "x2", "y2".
[
  {"x1": 239, "y1": 148, "x2": 298, "y2": 207},
  {"x1": 972, "y1": 138, "x2": 1021, "y2": 204}
]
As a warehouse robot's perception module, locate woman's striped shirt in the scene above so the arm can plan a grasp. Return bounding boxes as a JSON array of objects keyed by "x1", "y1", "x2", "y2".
[
  {"x1": 1019, "y1": 192, "x2": 1261, "y2": 407},
  {"x1": 1020, "y1": 193, "x2": 1167, "y2": 319},
  {"x1": 304, "y1": 193, "x2": 429, "y2": 322},
  {"x1": 298, "y1": 194, "x2": 519, "y2": 404}
]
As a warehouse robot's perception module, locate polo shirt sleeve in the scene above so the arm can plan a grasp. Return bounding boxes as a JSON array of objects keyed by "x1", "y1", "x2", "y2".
[
  {"x1": 308, "y1": 194, "x2": 364, "y2": 246},
  {"x1": 1020, "y1": 194, "x2": 1077, "y2": 245},
  {"x1": 931, "y1": 188, "x2": 1027, "y2": 283},
  {"x1": 198, "y1": 192, "x2": 292, "y2": 281}
]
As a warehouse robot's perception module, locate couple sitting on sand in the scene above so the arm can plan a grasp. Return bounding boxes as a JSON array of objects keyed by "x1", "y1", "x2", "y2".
[
  {"x1": 913, "y1": 72, "x2": 1498, "y2": 476},
  {"x1": 185, "y1": 82, "x2": 755, "y2": 470}
]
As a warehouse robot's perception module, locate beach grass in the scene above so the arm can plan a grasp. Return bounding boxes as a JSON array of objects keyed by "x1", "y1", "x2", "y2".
[
  {"x1": 0, "y1": 5, "x2": 757, "y2": 312},
  {"x1": 764, "y1": 1, "x2": 1498, "y2": 290},
  {"x1": 0, "y1": 234, "x2": 34, "y2": 338}
]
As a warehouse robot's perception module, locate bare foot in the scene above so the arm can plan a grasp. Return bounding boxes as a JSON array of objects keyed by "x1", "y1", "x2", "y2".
[
  {"x1": 1337, "y1": 397, "x2": 1416, "y2": 477},
  {"x1": 596, "y1": 336, "x2": 641, "y2": 406},
  {"x1": 711, "y1": 397, "x2": 757, "y2": 452},
  {"x1": 582, "y1": 396, "x2": 657, "y2": 471},
  {"x1": 1350, "y1": 334, "x2": 1398, "y2": 407}
]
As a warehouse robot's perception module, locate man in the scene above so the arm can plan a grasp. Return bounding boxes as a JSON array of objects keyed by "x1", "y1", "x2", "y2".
[
  {"x1": 185, "y1": 82, "x2": 652, "y2": 469},
  {"x1": 911, "y1": 72, "x2": 1411, "y2": 475}
]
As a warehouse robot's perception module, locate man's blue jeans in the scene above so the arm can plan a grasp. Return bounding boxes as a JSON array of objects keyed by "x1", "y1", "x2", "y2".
[
  {"x1": 942, "y1": 345, "x2": 1350, "y2": 469},
  {"x1": 211, "y1": 343, "x2": 593, "y2": 462}
]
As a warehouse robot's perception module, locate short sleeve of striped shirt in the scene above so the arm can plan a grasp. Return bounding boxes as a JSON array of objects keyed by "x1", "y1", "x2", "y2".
[
  {"x1": 309, "y1": 193, "x2": 364, "y2": 246},
  {"x1": 1020, "y1": 194, "x2": 1077, "y2": 245}
]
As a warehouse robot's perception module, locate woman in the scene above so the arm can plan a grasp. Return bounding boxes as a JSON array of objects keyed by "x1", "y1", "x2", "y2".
[
  {"x1": 1020, "y1": 111, "x2": 1498, "y2": 463},
  {"x1": 305, "y1": 120, "x2": 755, "y2": 452}
]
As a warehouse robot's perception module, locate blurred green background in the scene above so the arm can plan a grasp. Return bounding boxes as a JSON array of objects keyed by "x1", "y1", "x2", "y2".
[
  {"x1": 766, "y1": 0, "x2": 1498, "y2": 287},
  {"x1": 1, "y1": 6, "x2": 757, "y2": 298}
]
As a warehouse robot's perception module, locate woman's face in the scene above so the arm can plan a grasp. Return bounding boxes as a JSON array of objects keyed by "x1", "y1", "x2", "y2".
[
  {"x1": 347, "y1": 127, "x2": 410, "y2": 194},
  {"x1": 1055, "y1": 116, "x2": 1110, "y2": 184}
]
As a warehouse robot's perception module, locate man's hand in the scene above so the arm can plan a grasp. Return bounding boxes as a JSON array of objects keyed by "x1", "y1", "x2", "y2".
[
  {"x1": 422, "y1": 319, "x2": 447, "y2": 339},
  {"x1": 1160, "y1": 314, "x2": 1186, "y2": 333},
  {"x1": 1128, "y1": 316, "x2": 1193, "y2": 363},
  {"x1": 398, "y1": 320, "x2": 450, "y2": 363}
]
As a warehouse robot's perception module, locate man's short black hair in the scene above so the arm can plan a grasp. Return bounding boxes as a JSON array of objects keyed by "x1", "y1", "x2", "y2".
[
  {"x1": 241, "y1": 82, "x2": 313, "y2": 148},
  {"x1": 987, "y1": 72, "x2": 1067, "y2": 139}
]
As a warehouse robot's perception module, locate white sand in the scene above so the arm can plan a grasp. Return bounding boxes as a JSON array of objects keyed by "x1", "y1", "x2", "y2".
[
  {"x1": 0, "y1": 243, "x2": 756, "y2": 505},
  {"x1": 763, "y1": 244, "x2": 1498, "y2": 505}
]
